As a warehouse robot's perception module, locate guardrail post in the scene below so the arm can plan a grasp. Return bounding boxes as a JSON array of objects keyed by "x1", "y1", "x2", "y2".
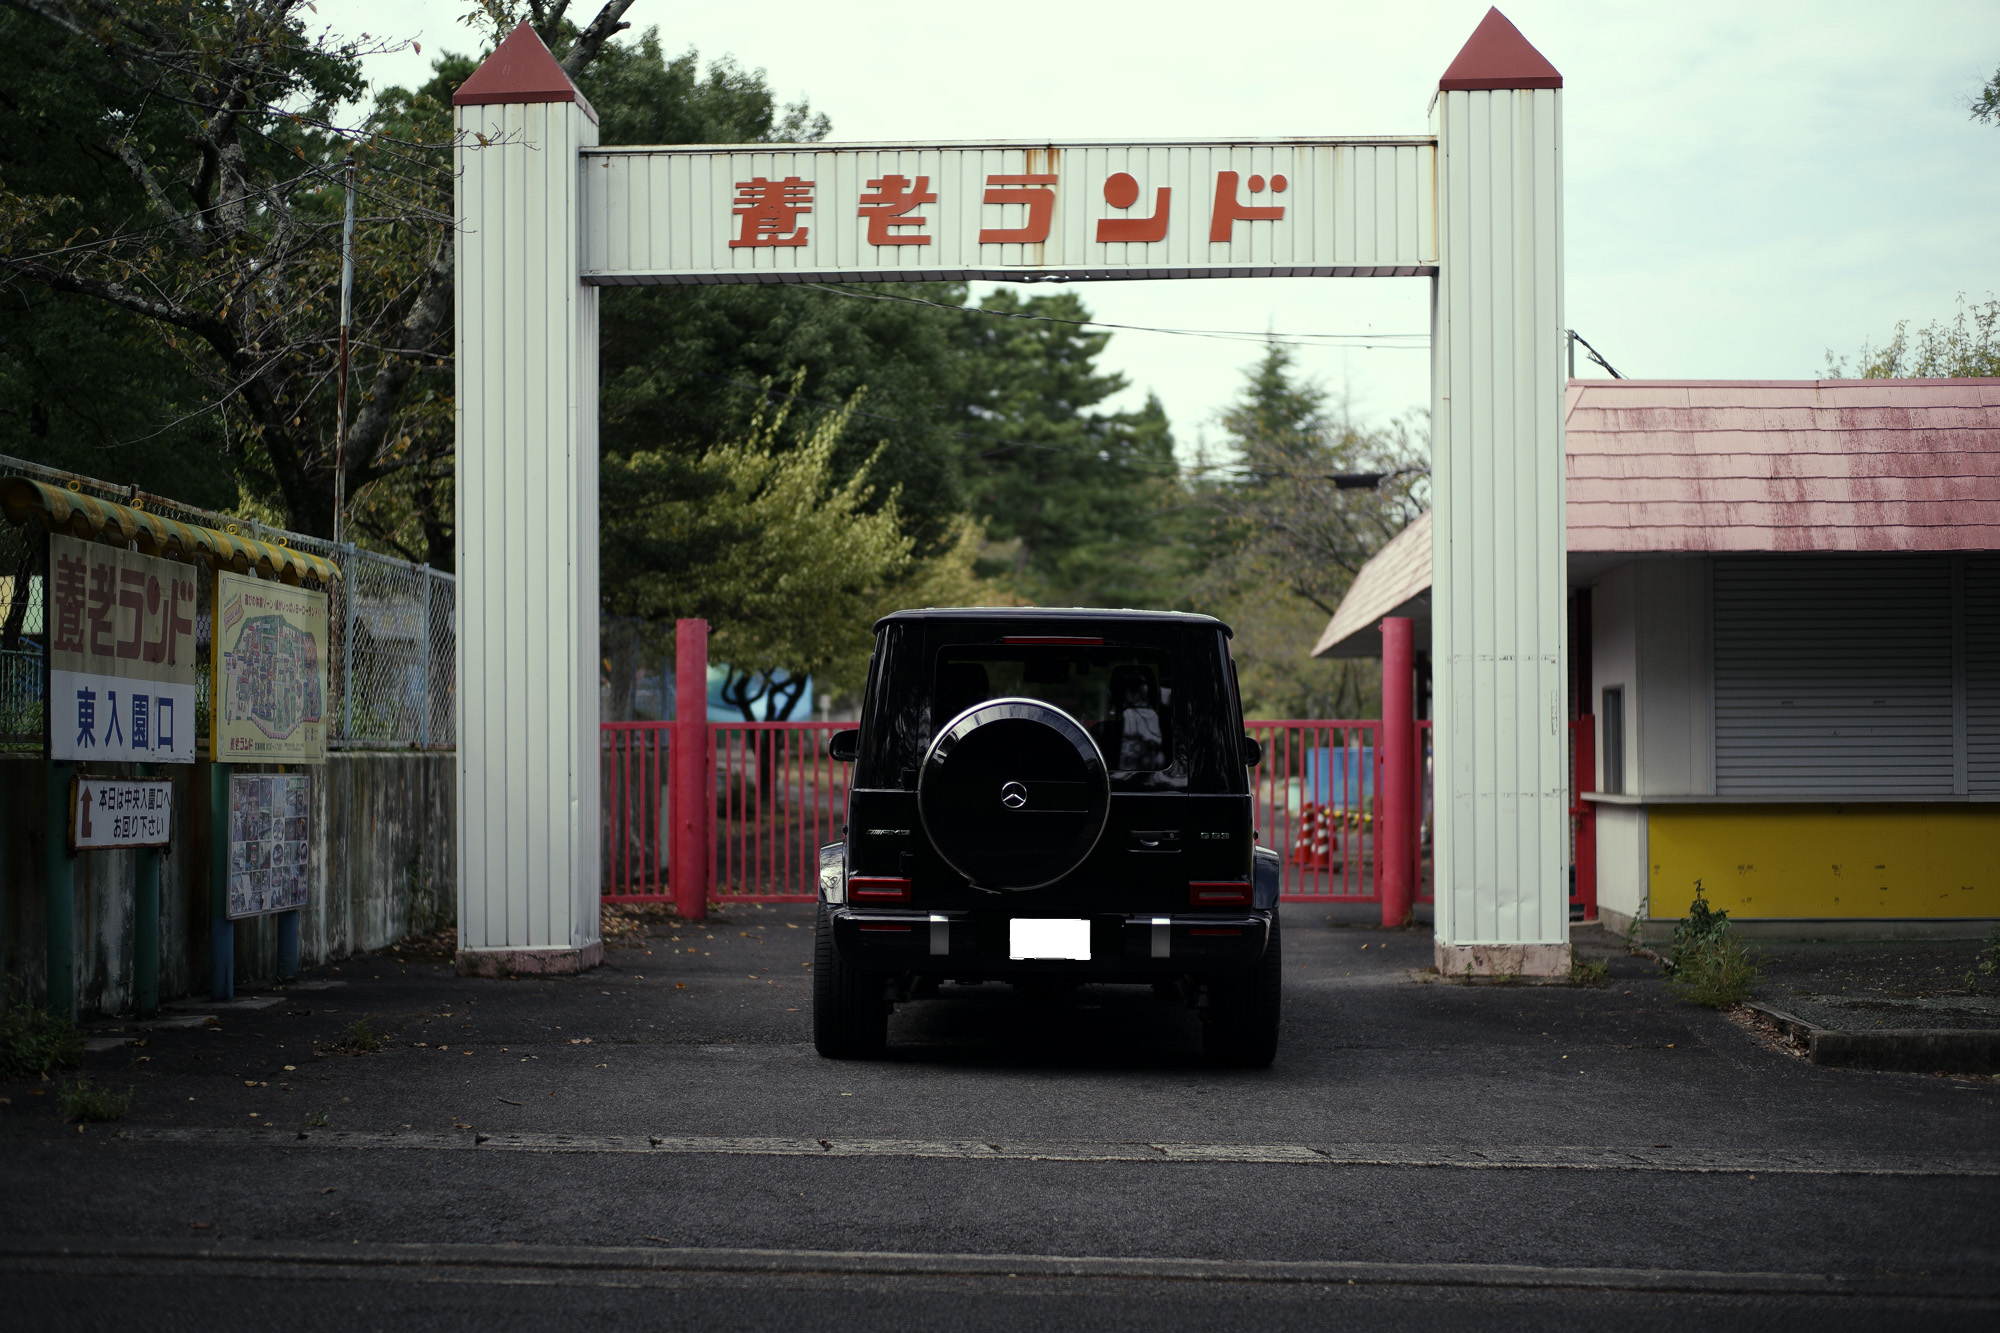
[
  {"x1": 208, "y1": 760, "x2": 233, "y2": 1000},
  {"x1": 1380, "y1": 618, "x2": 1415, "y2": 927},
  {"x1": 673, "y1": 619, "x2": 710, "y2": 921},
  {"x1": 45, "y1": 760, "x2": 74, "y2": 1017},
  {"x1": 134, "y1": 762, "x2": 160, "y2": 1019}
]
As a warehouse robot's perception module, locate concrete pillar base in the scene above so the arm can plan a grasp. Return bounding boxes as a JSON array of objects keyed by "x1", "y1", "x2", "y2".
[
  {"x1": 1435, "y1": 941, "x2": 1571, "y2": 980},
  {"x1": 455, "y1": 942, "x2": 604, "y2": 978}
]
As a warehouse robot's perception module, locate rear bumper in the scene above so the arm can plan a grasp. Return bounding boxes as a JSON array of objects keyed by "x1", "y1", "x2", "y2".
[{"x1": 828, "y1": 906, "x2": 1271, "y2": 979}]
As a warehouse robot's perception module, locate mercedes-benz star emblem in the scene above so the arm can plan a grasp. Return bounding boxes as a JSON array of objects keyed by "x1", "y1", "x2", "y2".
[{"x1": 1000, "y1": 780, "x2": 1028, "y2": 810}]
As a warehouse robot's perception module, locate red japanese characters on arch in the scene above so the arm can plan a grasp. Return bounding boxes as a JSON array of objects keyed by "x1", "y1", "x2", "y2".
[
  {"x1": 979, "y1": 174, "x2": 1057, "y2": 245},
  {"x1": 47, "y1": 533, "x2": 199, "y2": 764},
  {"x1": 858, "y1": 174, "x2": 937, "y2": 246},
  {"x1": 717, "y1": 159, "x2": 1301, "y2": 255},
  {"x1": 1097, "y1": 172, "x2": 1171, "y2": 243},
  {"x1": 1209, "y1": 170, "x2": 1287, "y2": 243},
  {"x1": 730, "y1": 175, "x2": 813, "y2": 248}
]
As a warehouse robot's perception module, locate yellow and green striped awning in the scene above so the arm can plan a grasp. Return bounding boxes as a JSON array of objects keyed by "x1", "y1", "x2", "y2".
[{"x1": 0, "y1": 476, "x2": 340, "y2": 585}]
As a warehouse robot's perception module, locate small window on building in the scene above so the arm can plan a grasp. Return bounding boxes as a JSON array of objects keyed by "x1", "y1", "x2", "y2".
[{"x1": 1600, "y1": 687, "x2": 1625, "y2": 795}]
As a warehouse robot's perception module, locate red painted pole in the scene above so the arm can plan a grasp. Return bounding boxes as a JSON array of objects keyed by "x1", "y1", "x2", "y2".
[
  {"x1": 1379, "y1": 617, "x2": 1415, "y2": 927},
  {"x1": 1572, "y1": 715, "x2": 1598, "y2": 923},
  {"x1": 673, "y1": 619, "x2": 710, "y2": 921}
]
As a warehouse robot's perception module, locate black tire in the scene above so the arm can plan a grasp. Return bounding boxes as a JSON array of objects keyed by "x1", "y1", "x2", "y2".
[
  {"x1": 813, "y1": 904, "x2": 888, "y2": 1059},
  {"x1": 1202, "y1": 912, "x2": 1282, "y2": 1068}
]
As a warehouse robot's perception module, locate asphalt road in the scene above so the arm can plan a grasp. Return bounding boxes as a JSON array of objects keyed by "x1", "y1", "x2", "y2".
[{"x1": 3, "y1": 904, "x2": 1996, "y2": 1330}]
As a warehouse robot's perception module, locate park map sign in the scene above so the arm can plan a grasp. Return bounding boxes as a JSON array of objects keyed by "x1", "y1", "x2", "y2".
[{"x1": 211, "y1": 569, "x2": 328, "y2": 763}]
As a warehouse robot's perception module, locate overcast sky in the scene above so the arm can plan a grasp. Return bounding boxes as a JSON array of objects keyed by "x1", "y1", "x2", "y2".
[{"x1": 340, "y1": 1, "x2": 2000, "y2": 457}]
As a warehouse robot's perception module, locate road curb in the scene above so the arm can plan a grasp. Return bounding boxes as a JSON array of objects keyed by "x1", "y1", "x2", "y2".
[
  {"x1": 1745, "y1": 1002, "x2": 2000, "y2": 1075},
  {"x1": 2, "y1": 1236, "x2": 1996, "y2": 1300}
]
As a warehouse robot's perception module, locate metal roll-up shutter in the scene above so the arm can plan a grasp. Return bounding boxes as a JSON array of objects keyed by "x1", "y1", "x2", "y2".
[
  {"x1": 1713, "y1": 556, "x2": 1954, "y2": 796},
  {"x1": 1970, "y1": 556, "x2": 2000, "y2": 794}
]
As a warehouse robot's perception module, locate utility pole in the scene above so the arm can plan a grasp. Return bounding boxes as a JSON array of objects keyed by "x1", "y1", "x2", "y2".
[{"x1": 333, "y1": 157, "x2": 356, "y2": 546}]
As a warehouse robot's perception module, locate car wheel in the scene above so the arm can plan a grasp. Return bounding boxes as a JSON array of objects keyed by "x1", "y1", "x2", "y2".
[
  {"x1": 813, "y1": 904, "x2": 888, "y2": 1059},
  {"x1": 1201, "y1": 912, "x2": 1281, "y2": 1068}
]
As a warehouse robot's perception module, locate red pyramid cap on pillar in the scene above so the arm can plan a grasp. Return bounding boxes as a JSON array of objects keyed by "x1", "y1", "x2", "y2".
[
  {"x1": 454, "y1": 20, "x2": 598, "y2": 121},
  {"x1": 1438, "y1": 8, "x2": 1562, "y2": 91}
]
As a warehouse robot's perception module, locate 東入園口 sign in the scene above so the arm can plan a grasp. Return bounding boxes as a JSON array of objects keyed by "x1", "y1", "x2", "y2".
[{"x1": 579, "y1": 140, "x2": 1438, "y2": 285}]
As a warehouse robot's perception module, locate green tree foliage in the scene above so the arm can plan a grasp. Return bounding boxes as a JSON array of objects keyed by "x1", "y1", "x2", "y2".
[
  {"x1": 601, "y1": 378, "x2": 997, "y2": 715},
  {"x1": 948, "y1": 289, "x2": 1182, "y2": 607},
  {"x1": 1828, "y1": 294, "x2": 2000, "y2": 380},
  {"x1": 1973, "y1": 63, "x2": 1999, "y2": 125},
  {"x1": 1189, "y1": 344, "x2": 1426, "y2": 718},
  {"x1": 0, "y1": 0, "x2": 641, "y2": 552}
]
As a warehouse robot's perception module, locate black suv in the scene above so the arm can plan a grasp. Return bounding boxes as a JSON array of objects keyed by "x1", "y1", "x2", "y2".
[{"x1": 814, "y1": 608, "x2": 1280, "y2": 1065}]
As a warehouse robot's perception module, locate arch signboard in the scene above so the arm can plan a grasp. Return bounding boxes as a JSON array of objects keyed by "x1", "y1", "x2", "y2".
[
  {"x1": 580, "y1": 139, "x2": 1436, "y2": 284},
  {"x1": 450, "y1": 7, "x2": 1570, "y2": 980}
]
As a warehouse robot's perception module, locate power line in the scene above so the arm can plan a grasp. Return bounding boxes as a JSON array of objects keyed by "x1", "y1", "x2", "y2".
[
  {"x1": 805, "y1": 283, "x2": 1429, "y2": 351},
  {"x1": 1567, "y1": 330, "x2": 1624, "y2": 379}
]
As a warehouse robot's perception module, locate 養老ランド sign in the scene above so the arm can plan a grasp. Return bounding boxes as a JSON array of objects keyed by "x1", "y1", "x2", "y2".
[{"x1": 47, "y1": 533, "x2": 199, "y2": 763}]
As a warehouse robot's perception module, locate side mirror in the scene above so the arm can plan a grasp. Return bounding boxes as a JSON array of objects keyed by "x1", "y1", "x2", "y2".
[
  {"x1": 1242, "y1": 734, "x2": 1263, "y2": 767},
  {"x1": 827, "y1": 728, "x2": 860, "y2": 763}
]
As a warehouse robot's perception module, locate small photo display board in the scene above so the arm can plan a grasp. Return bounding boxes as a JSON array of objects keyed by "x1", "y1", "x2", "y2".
[
  {"x1": 69, "y1": 777, "x2": 174, "y2": 851},
  {"x1": 228, "y1": 772, "x2": 311, "y2": 919}
]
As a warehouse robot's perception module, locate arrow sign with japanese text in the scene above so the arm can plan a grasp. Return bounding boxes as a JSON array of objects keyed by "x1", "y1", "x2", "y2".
[
  {"x1": 576, "y1": 139, "x2": 1436, "y2": 285},
  {"x1": 69, "y1": 777, "x2": 174, "y2": 851}
]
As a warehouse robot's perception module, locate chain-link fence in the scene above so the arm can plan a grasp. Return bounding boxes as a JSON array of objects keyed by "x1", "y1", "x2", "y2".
[
  {"x1": 335, "y1": 543, "x2": 455, "y2": 748},
  {"x1": 0, "y1": 453, "x2": 454, "y2": 752}
]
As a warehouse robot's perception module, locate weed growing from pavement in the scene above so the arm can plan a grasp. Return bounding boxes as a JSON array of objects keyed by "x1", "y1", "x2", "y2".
[
  {"x1": 1971, "y1": 927, "x2": 2000, "y2": 991},
  {"x1": 332, "y1": 1018, "x2": 384, "y2": 1053},
  {"x1": 1665, "y1": 881, "x2": 1760, "y2": 1008},
  {"x1": 0, "y1": 989, "x2": 81, "y2": 1079},
  {"x1": 302, "y1": 1107, "x2": 331, "y2": 1129},
  {"x1": 1569, "y1": 957, "x2": 1611, "y2": 987},
  {"x1": 58, "y1": 1076, "x2": 129, "y2": 1122}
]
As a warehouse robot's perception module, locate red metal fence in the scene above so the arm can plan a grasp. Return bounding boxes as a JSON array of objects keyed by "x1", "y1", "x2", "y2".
[
  {"x1": 1248, "y1": 721, "x2": 1380, "y2": 902},
  {"x1": 605, "y1": 718, "x2": 1441, "y2": 907},
  {"x1": 710, "y1": 722, "x2": 853, "y2": 901},
  {"x1": 602, "y1": 723, "x2": 672, "y2": 899}
]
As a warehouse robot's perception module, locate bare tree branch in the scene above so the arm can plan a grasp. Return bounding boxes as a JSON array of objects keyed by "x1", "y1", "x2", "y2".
[{"x1": 559, "y1": 0, "x2": 634, "y2": 78}]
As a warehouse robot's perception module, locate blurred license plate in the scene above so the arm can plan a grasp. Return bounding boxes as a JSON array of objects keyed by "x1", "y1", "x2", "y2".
[{"x1": 1009, "y1": 918, "x2": 1090, "y2": 960}]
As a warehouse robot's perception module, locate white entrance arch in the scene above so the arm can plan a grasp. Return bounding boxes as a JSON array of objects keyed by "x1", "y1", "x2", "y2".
[{"x1": 448, "y1": 8, "x2": 1569, "y2": 978}]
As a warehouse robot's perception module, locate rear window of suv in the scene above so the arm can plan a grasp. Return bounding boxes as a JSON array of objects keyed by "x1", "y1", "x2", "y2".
[{"x1": 934, "y1": 644, "x2": 1174, "y2": 773}]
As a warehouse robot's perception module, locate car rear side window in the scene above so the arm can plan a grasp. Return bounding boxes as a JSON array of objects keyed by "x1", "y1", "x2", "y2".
[{"x1": 933, "y1": 645, "x2": 1175, "y2": 774}]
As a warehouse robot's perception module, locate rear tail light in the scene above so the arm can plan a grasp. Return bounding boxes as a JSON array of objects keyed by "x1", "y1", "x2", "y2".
[
  {"x1": 1189, "y1": 880, "x2": 1252, "y2": 907},
  {"x1": 850, "y1": 876, "x2": 912, "y2": 904}
]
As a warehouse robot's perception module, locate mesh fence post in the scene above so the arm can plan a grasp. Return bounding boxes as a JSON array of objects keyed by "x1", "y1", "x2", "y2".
[
  {"x1": 341, "y1": 543, "x2": 357, "y2": 740},
  {"x1": 420, "y1": 565, "x2": 433, "y2": 750}
]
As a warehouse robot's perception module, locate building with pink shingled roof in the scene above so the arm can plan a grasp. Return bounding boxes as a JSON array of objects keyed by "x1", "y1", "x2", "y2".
[{"x1": 1317, "y1": 378, "x2": 2000, "y2": 936}]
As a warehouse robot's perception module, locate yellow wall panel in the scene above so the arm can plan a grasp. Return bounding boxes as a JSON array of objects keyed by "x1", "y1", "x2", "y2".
[{"x1": 1646, "y1": 805, "x2": 2000, "y2": 920}]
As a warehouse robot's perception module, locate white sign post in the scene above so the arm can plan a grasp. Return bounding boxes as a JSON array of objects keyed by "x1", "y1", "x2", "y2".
[{"x1": 452, "y1": 10, "x2": 1572, "y2": 977}]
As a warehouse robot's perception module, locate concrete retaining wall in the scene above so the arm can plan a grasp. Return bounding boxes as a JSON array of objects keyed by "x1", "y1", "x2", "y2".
[{"x1": 0, "y1": 752, "x2": 453, "y2": 1018}]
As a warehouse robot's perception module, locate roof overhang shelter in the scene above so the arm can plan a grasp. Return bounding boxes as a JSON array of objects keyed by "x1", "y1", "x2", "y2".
[
  {"x1": 1319, "y1": 377, "x2": 2000, "y2": 933},
  {"x1": 1319, "y1": 377, "x2": 2000, "y2": 657}
]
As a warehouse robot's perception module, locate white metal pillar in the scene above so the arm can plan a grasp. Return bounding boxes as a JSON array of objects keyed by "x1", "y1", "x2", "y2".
[
  {"x1": 451, "y1": 23, "x2": 602, "y2": 975},
  {"x1": 1429, "y1": 13, "x2": 1570, "y2": 976}
]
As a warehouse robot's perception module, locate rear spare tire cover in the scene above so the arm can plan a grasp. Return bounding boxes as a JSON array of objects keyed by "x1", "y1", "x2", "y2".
[{"x1": 918, "y1": 698, "x2": 1110, "y2": 890}]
